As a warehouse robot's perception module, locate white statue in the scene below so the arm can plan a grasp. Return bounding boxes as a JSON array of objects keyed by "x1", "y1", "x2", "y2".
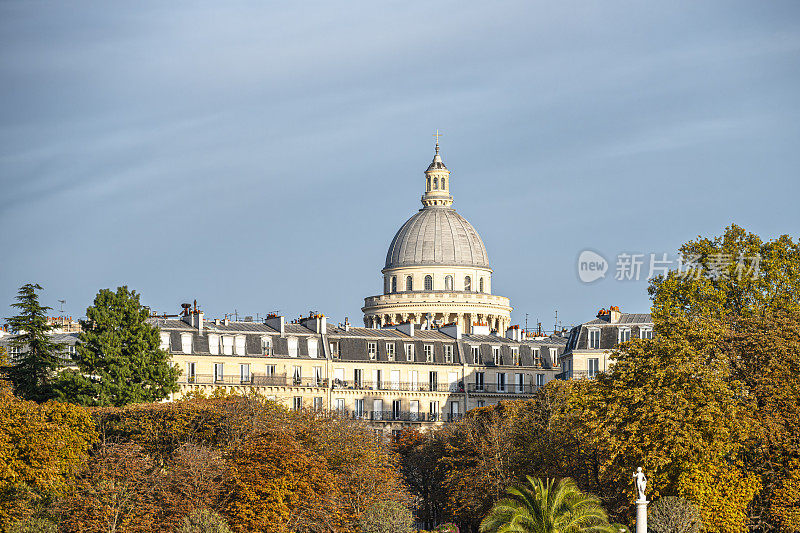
[{"x1": 633, "y1": 467, "x2": 647, "y2": 501}]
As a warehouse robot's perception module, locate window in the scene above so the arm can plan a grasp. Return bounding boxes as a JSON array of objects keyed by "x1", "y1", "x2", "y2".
[
  {"x1": 549, "y1": 348, "x2": 558, "y2": 367},
  {"x1": 390, "y1": 370, "x2": 401, "y2": 390},
  {"x1": 160, "y1": 332, "x2": 170, "y2": 351},
  {"x1": 448, "y1": 371, "x2": 459, "y2": 392},
  {"x1": 288, "y1": 337, "x2": 298, "y2": 357},
  {"x1": 511, "y1": 347, "x2": 519, "y2": 366},
  {"x1": 214, "y1": 363, "x2": 224, "y2": 383},
  {"x1": 515, "y1": 373, "x2": 524, "y2": 393},
  {"x1": 391, "y1": 276, "x2": 397, "y2": 293},
  {"x1": 384, "y1": 277, "x2": 390, "y2": 293},
  {"x1": 307, "y1": 338, "x2": 318, "y2": 358},
  {"x1": 464, "y1": 276, "x2": 471, "y2": 291},
  {"x1": 433, "y1": 177, "x2": 438, "y2": 189},
  {"x1": 240, "y1": 364, "x2": 250, "y2": 383},
  {"x1": 354, "y1": 368, "x2": 363, "y2": 388},
  {"x1": 222, "y1": 336, "x2": 234, "y2": 355},
  {"x1": 441, "y1": 178, "x2": 446, "y2": 189},
  {"x1": 429, "y1": 401, "x2": 439, "y2": 420},
  {"x1": 497, "y1": 372, "x2": 506, "y2": 392},
  {"x1": 640, "y1": 327, "x2": 653, "y2": 340},
  {"x1": 492, "y1": 346, "x2": 501, "y2": 366},
  {"x1": 479, "y1": 278, "x2": 484, "y2": 293},
  {"x1": 536, "y1": 373, "x2": 545, "y2": 387},
  {"x1": 429, "y1": 371, "x2": 438, "y2": 391},
  {"x1": 335, "y1": 398, "x2": 346, "y2": 411},
  {"x1": 333, "y1": 368, "x2": 345, "y2": 386},
  {"x1": 424, "y1": 275, "x2": 433, "y2": 290},
  {"x1": 373, "y1": 399, "x2": 384, "y2": 420},
  {"x1": 368, "y1": 341, "x2": 377, "y2": 360},
  {"x1": 262, "y1": 336, "x2": 272, "y2": 355},
  {"x1": 444, "y1": 275, "x2": 453, "y2": 290},
  {"x1": 373, "y1": 369, "x2": 382, "y2": 389},
  {"x1": 208, "y1": 334, "x2": 219, "y2": 355},
  {"x1": 313, "y1": 396, "x2": 323, "y2": 410},
  {"x1": 533, "y1": 348, "x2": 541, "y2": 367},
  {"x1": 619, "y1": 328, "x2": 631, "y2": 344},
  {"x1": 392, "y1": 400, "x2": 401, "y2": 420},
  {"x1": 476, "y1": 400, "x2": 485, "y2": 408},
  {"x1": 424, "y1": 344, "x2": 433, "y2": 362},
  {"x1": 354, "y1": 399, "x2": 365, "y2": 417},
  {"x1": 475, "y1": 372, "x2": 485, "y2": 391},
  {"x1": 186, "y1": 362, "x2": 196, "y2": 383},
  {"x1": 386, "y1": 342, "x2": 395, "y2": 361},
  {"x1": 406, "y1": 343, "x2": 415, "y2": 362},
  {"x1": 330, "y1": 341, "x2": 339, "y2": 358},
  {"x1": 180, "y1": 333, "x2": 192, "y2": 354},
  {"x1": 293, "y1": 396, "x2": 302, "y2": 411},
  {"x1": 292, "y1": 365, "x2": 302, "y2": 385},
  {"x1": 234, "y1": 335, "x2": 245, "y2": 355},
  {"x1": 313, "y1": 366, "x2": 323, "y2": 386},
  {"x1": 410, "y1": 400, "x2": 419, "y2": 421},
  {"x1": 449, "y1": 401, "x2": 460, "y2": 421},
  {"x1": 265, "y1": 364, "x2": 276, "y2": 378},
  {"x1": 406, "y1": 276, "x2": 413, "y2": 291},
  {"x1": 471, "y1": 346, "x2": 480, "y2": 364},
  {"x1": 409, "y1": 370, "x2": 419, "y2": 390},
  {"x1": 444, "y1": 345, "x2": 454, "y2": 363},
  {"x1": 588, "y1": 329, "x2": 600, "y2": 349},
  {"x1": 588, "y1": 358, "x2": 600, "y2": 378}
]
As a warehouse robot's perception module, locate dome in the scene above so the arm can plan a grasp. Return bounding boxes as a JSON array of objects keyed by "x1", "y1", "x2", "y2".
[{"x1": 385, "y1": 206, "x2": 490, "y2": 269}]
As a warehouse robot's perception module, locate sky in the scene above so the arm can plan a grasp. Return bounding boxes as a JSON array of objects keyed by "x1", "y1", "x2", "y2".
[{"x1": 1, "y1": 1, "x2": 798, "y2": 331}]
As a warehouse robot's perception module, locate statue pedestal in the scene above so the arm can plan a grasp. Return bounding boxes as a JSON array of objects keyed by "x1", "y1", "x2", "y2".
[{"x1": 635, "y1": 499, "x2": 648, "y2": 533}]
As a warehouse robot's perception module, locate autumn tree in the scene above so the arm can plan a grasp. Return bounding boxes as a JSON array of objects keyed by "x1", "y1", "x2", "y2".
[
  {"x1": 2, "y1": 283, "x2": 64, "y2": 401},
  {"x1": 55, "y1": 286, "x2": 179, "y2": 406},
  {"x1": 0, "y1": 383, "x2": 97, "y2": 529}
]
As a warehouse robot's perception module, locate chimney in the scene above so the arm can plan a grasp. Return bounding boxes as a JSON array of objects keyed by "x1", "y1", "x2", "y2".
[
  {"x1": 344, "y1": 317, "x2": 350, "y2": 332},
  {"x1": 505, "y1": 324, "x2": 521, "y2": 341},
  {"x1": 609, "y1": 305, "x2": 622, "y2": 324},
  {"x1": 196, "y1": 311, "x2": 204, "y2": 335},
  {"x1": 302, "y1": 314, "x2": 327, "y2": 334},
  {"x1": 438, "y1": 322, "x2": 460, "y2": 339},
  {"x1": 265, "y1": 314, "x2": 285, "y2": 336}
]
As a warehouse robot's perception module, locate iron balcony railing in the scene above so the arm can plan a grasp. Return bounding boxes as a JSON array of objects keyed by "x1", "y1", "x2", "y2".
[
  {"x1": 337, "y1": 410, "x2": 463, "y2": 423},
  {"x1": 555, "y1": 371, "x2": 593, "y2": 381},
  {"x1": 331, "y1": 380, "x2": 464, "y2": 393},
  {"x1": 467, "y1": 383, "x2": 541, "y2": 394},
  {"x1": 183, "y1": 374, "x2": 329, "y2": 387}
]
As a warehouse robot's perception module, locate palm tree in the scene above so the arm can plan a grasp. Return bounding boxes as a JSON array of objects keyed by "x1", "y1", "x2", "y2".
[{"x1": 480, "y1": 476, "x2": 619, "y2": 533}]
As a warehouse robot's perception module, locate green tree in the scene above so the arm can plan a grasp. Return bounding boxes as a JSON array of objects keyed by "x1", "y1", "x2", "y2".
[
  {"x1": 55, "y1": 286, "x2": 179, "y2": 406},
  {"x1": 358, "y1": 500, "x2": 415, "y2": 533},
  {"x1": 480, "y1": 477, "x2": 615, "y2": 533},
  {"x1": 2, "y1": 283, "x2": 63, "y2": 402}
]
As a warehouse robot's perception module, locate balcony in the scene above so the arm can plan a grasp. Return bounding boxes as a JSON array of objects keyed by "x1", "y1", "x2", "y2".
[
  {"x1": 332, "y1": 379, "x2": 464, "y2": 393},
  {"x1": 182, "y1": 374, "x2": 329, "y2": 388},
  {"x1": 555, "y1": 371, "x2": 592, "y2": 380},
  {"x1": 337, "y1": 410, "x2": 463, "y2": 423},
  {"x1": 467, "y1": 383, "x2": 541, "y2": 395}
]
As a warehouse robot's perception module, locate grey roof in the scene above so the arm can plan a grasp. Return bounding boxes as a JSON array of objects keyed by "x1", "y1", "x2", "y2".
[
  {"x1": 583, "y1": 313, "x2": 653, "y2": 326},
  {"x1": 384, "y1": 206, "x2": 490, "y2": 269}
]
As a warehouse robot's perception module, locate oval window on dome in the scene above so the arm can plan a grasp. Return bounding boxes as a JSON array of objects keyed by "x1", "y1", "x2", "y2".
[
  {"x1": 465, "y1": 276, "x2": 471, "y2": 291},
  {"x1": 406, "y1": 276, "x2": 413, "y2": 291},
  {"x1": 444, "y1": 275, "x2": 453, "y2": 290},
  {"x1": 424, "y1": 275, "x2": 433, "y2": 291}
]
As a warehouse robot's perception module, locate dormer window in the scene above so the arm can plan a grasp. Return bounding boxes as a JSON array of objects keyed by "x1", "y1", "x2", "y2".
[
  {"x1": 533, "y1": 348, "x2": 541, "y2": 367},
  {"x1": 160, "y1": 332, "x2": 170, "y2": 351},
  {"x1": 618, "y1": 328, "x2": 631, "y2": 344},
  {"x1": 222, "y1": 335, "x2": 234, "y2": 355},
  {"x1": 234, "y1": 335, "x2": 246, "y2": 355},
  {"x1": 386, "y1": 342, "x2": 395, "y2": 361},
  {"x1": 471, "y1": 346, "x2": 480, "y2": 364},
  {"x1": 406, "y1": 343, "x2": 416, "y2": 362},
  {"x1": 444, "y1": 345, "x2": 453, "y2": 363},
  {"x1": 368, "y1": 342, "x2": 377, "y2": 360},
  {"x1": 307, "y1": 338, "x2": 318, "y2": 358},
  {"x1": 588, "y1": 329, "x2": 600, "y2": 349},
  {"x1": 209, "y1": 334, "x2": 220, "y2": 355},
  {"x1": 261, "y1": 336, "x2": 272, "y2": 356},
  {"x1": 511, "y1": 347, "x2": 519, "y2": 366},
  {"x1": 492, "y1": 346, "x2": 501, "y2": 366},
  {"x1": 640, "y1": 327, "x2": 653, "y2": 340},
  {"x1": 180, "y1": 333, "x2": 193, "y2": 354}
]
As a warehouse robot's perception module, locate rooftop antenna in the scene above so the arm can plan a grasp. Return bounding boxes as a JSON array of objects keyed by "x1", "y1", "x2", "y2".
[
  {"x1": 58, "y1": 300, "x2": 66, "y2": 316},
  {"x1": 554, "y1": 310, "x2": 558, "y2": 335},
  {"x1": 525, "y1": 313, "x2": 529, "y2": 334}
]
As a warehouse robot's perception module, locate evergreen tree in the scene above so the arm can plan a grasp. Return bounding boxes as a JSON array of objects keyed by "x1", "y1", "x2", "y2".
[
  {"x1": 3, "y1": 283, "x2": 63, "y2": 401},
  {"x1": 56, "y1": 286, "x2": 179, "y2": 406}
]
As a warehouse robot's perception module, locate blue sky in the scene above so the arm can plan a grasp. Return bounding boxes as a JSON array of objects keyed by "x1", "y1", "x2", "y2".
[{"x1": 1, "y1": 1, "x2": 798, "y2": 330}]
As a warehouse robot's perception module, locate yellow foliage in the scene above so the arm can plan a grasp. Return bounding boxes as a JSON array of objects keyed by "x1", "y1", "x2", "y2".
[
  {"x1": 0, "y1": 385, "x2": 98, "y2": 528},
  {"x1": 677, "y1": 460, "x2": 760, "y2": 533},
  {"x1": 771, "y1": 460, "x2": 800, "y2": 533}
]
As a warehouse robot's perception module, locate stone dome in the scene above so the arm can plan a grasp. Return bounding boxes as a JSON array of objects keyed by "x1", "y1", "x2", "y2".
[{"x1": 384, "y1": 206, "x2": 490, "y2": 269}]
